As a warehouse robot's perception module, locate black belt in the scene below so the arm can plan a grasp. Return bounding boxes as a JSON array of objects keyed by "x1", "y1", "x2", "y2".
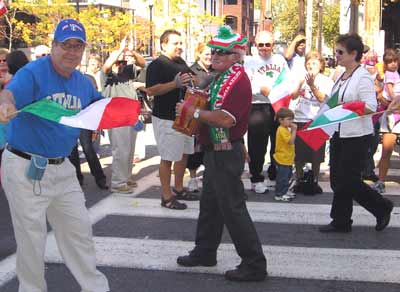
[{"x1": 6, "y1": 145, "x2": 65, "y2": 165}]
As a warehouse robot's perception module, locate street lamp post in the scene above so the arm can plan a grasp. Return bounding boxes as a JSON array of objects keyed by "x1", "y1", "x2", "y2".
[
  {"x1": 132, "y1": 8, "x2": 136, "y2": 49},
  {"x1": 317, "y1": 0, "x2": 323, "y2": 53},
  {"x1": 149, "y1": 0, "x2": 154, "y2": 57},
  {"x1": 75, "y1": 0, "x2": 80, "y2": 13}
]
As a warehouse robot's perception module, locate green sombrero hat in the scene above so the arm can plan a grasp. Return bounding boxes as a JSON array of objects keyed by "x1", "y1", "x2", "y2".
[{"x1": 207, "y1": 25, "x2": 247, "y2": 51}]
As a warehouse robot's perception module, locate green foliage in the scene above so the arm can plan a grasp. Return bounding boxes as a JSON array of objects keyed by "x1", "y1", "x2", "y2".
[
  {"x1": 272, "y1": 0, "x2": 302, "y2": 43},
  {"x1": 271, "y1": 0, "x2": 339, "y2": 50},
  {"x1": 322, "y1": 2, "x2": 340, "y2": 51}
]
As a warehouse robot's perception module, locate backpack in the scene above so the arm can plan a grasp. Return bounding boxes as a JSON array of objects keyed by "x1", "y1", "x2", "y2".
[{"x1": 302, "y1": 169, "x2": 315, "y2": 196}]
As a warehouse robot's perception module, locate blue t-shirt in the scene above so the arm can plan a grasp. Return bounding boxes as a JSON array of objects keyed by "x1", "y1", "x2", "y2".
[{"x1": 6, "y1": 56, "x2": 102, "y2": 157}]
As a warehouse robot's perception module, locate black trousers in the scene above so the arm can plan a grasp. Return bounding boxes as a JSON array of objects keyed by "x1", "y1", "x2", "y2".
[
  {"x1": 329, "y1": 133, "x2": 388, "y2": 227},
  {"x1": 69, "y1": 129, "x2": 106, "y2": 183},
  {"x1": 192, "y1": 142, "x2": 266, "y2": 272},
  {"x1": 247, "y1": 103, "x2": 277, "y2": 183}
]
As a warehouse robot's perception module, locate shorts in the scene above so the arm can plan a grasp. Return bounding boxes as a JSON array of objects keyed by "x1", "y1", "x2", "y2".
[
  {"x1": 152, "y1": 116, "x2": 194, "y2": 161},
  {"x1": 380, "y1": 112, "x2": 400, "y2": 134}
]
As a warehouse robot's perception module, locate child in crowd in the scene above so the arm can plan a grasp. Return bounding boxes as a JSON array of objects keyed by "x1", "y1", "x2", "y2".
[
  {"x1": 381, "y1": 49, "x2": 400, "y2": 130},
  {"x1": 273, "y1": 108, "x2": 297, "y2": 202}
]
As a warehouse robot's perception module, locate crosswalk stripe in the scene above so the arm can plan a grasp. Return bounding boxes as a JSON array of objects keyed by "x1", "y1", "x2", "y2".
[
  {"x1": 94, "y1": 196, "x2": 400, "y2": 228},
  {"x1": 41, "y1": 235, "x2": 400, "y2": 283}
]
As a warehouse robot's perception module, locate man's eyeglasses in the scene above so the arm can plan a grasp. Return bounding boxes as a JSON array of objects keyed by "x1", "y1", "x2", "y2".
[
  {"x1": 0, "y1": 59, "x2": 6, "y2": 63},
  {"x1": 335, "y1": 49, "x2": 345, "y2": 55},
  {"x1": 257, "y1": 43, "x2": 272, "y2": 48},
  {"x1": 58, "y1": 41, "x2": 85, "y2": 51},
  {"x1": 211, "y1": 48, "x2": 237, "y2": 56}
]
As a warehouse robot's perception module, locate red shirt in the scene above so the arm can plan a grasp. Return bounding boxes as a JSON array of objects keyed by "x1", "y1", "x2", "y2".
[{"x1": 199, "y1": 72, "x2": 252, "y2": 146}]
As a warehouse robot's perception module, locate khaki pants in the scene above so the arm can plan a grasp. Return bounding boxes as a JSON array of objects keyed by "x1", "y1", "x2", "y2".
[
  {"x1": 109, "y1": 126, "x2": 137, "y2": 188},
  {"x1": 2, "y1": 149, "x2": 109, "y2": 292}
]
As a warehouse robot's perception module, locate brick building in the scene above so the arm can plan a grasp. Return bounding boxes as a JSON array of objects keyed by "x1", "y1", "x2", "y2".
[{"x1": 223, "y1": 0, "x2": 255, "y2": 45}]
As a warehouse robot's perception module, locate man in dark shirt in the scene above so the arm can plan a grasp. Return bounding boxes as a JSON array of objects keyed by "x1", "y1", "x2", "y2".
[
  {"x1": 175, "y1": 26, "x2": 267, "y2": 282},
  {"x1": 146, "y1": 29, "x2": 198, "y2": 210}
]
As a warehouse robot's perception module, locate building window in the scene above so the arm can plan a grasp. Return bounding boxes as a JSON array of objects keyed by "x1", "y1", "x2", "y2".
[
  {"x1": 225, "y1": 15, "x2": 238, "y2": 31},
  {"x1": 224, "y1": 0, "x2": 238, "y2": 5}
]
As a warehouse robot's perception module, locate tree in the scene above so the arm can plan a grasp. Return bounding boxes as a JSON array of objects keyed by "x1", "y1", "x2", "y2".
[
  {"x1": 272, "y1": 0, "x2": 339, "y2": 51},
  {"x1": 0, "y1": 0, "x2": 75, "y2": 50},
  {"x1": 322, "y1": 1, "x2": 340, "y2": 53}
]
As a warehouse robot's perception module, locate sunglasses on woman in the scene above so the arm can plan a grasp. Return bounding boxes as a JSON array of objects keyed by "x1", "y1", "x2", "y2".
[
  {"x1": 211, "y1": 48, "x2": 237, "y2": 56},
  {"x1": 335, "y1": 49, "x2": 345, "y2": 55}
]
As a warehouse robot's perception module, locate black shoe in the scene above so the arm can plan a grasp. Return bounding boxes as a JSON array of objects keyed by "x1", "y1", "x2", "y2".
[
  {"x1": 96, "y1": 178, "x2": 108, "y2": 190},
  {"x1": 177, "y1": 255, "x2": 217, "y2": 267},
  {"x1": 224, "y1": 267, "x2": 267, "y2": 282},
  {"x1": 319, "y1": 223, "x2": 352, "y2": 233},
  {"x1": 376, "y1": 199, "x2": 394, "y2": 231},
  {"x1": 267, "y1": 165, "x2": 276, "y2": 181}
]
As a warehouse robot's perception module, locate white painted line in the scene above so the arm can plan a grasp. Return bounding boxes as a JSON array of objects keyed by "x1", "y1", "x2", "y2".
[
  {"x1": 43, "y1": 236, "x2": 400, "y2": 283},
  {"x1": 97, "y1": 197, "x2": 400, "y2": 228},
  {"x1": 0, "y1": 255, "x2": 16, "y2": 287}
]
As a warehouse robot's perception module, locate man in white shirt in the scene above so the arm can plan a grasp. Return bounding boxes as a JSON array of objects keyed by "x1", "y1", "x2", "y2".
[{"x1": 244, "y1": 31, "x2": 290, "y2": 193}]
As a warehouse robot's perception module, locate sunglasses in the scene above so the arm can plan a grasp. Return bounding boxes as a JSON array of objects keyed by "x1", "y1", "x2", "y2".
[
  {"x1": 335, "y1": 49, "x2": 345, "y2": 55},
  {"x1": 0, "y1": 59, "x2": 6, "y2": 63},
  {"x1": 58, "y1": 41, "x2": 85, "y2": 51},
  {"x1": 257, "y1": 43, "x2": 272, "y2": 48},
  {"x1": 211, "y1": 48, "x2": 237, "y2": 56}
]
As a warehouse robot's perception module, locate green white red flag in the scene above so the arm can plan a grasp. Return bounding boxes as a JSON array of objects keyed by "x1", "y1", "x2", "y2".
[
  {"x1": 268, "y1": 67, "x2": 293, "y2": 112},
  {"x1": 296, "y1": 89, "x2": 367, "y2": 151},
  {"x1": 20, "y1": 97, "x2": 141, "y2": 130}
]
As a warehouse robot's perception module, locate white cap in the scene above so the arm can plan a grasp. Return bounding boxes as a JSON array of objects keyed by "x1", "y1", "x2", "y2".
[{"x1": 34, "y1": 45, "x2": 50, "y2": 58}]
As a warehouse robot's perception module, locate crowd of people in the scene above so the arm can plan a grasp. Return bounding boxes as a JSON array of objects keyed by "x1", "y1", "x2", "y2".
[{"x1": 0, "y1": 17, "x2": 399, "y2": 290}]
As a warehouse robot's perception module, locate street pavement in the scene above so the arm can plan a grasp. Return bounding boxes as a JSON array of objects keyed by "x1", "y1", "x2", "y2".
[{"x1": 0, "y1": 126, "x2": 400, "y2": 292}]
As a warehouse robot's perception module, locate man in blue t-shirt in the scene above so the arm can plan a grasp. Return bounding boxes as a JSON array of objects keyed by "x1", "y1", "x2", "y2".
[{"x1": 0, "y1": 19, "x2": 109, "y2": 292}]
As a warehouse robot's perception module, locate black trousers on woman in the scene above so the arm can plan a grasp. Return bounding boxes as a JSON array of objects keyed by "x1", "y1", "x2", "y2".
[{"x1": 329, "y1": 133, "x2": 390, "y2": 227}]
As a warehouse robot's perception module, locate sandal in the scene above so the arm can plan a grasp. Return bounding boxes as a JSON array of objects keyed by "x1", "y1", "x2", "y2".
[
  {"x1": 173, "y1": 188, "x2": 199, "y2": 201},
  {"x1": 161, "y1": 196, "x2": 187, "y2": 210}
]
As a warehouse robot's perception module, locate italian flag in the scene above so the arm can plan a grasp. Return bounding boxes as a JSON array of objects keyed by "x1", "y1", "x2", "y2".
[
  {"x1": 0, "y1": 1, "x2": 6, "y2": 16},
  {"x1": 268, "y1": 67, "x2": 293, "y2": 112},
  {"x1": 297, "y1": 91, "x2": 366, "y2": 151},
  {"x1": 20, "y1": 97, "x2": 141, "y2": 130}
]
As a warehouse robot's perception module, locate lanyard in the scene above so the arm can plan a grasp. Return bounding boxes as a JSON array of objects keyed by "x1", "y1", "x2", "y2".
[{"x1": 332, "y1": 64, "x2": 361, "y2": 103}]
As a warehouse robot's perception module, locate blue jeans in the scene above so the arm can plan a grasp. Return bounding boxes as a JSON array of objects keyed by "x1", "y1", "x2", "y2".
[{"x1": 275, "y1": 163, "x2": 292, "y2": 196}]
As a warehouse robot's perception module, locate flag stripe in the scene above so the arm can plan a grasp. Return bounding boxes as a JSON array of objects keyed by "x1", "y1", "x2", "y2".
[
  {"x1": 269, "y1": 68, "x2": 292, "y2": 112},
  {"x1": 21, "y1": 99, "x2": 79, "y2": 122},
  {"x1": 97, "y1": 98, "x2": 141, "y2": 129},
  {"x1": 59, "y1": 99, "x2": 111, "y2": 129}
]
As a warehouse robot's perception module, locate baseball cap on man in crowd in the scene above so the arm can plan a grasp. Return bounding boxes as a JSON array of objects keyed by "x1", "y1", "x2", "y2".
[{"x1": 54, "y1": 19, "x2": 86, "y2": 43}]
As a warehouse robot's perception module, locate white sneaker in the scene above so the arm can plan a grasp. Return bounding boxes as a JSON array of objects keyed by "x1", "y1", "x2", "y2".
[
  {"x1": 274, "y1": 194, "x2": 292, "y2": 202},
  {"x1": 187, "y1": 178, "x2": 199, "y2": 192},
  {"x1": 286, "y1": 191, "x2": 296, "y2": 199},
  {"x1": 251, "y1": 182, "x2": 268, "y2": 194}
]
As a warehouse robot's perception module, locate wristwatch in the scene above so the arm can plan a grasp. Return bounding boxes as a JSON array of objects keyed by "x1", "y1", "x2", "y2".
[{"x1": 193, "y1": 108, "x2": 200, "y2": 119}]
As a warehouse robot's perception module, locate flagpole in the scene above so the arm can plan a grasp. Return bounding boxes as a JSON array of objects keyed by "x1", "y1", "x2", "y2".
[
  {"x1": 301, "y1": 110, "x2": 387, "y2": 132},
  {"x1": 5, "y1": 110, "x2": 21, "y2": 119}
]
